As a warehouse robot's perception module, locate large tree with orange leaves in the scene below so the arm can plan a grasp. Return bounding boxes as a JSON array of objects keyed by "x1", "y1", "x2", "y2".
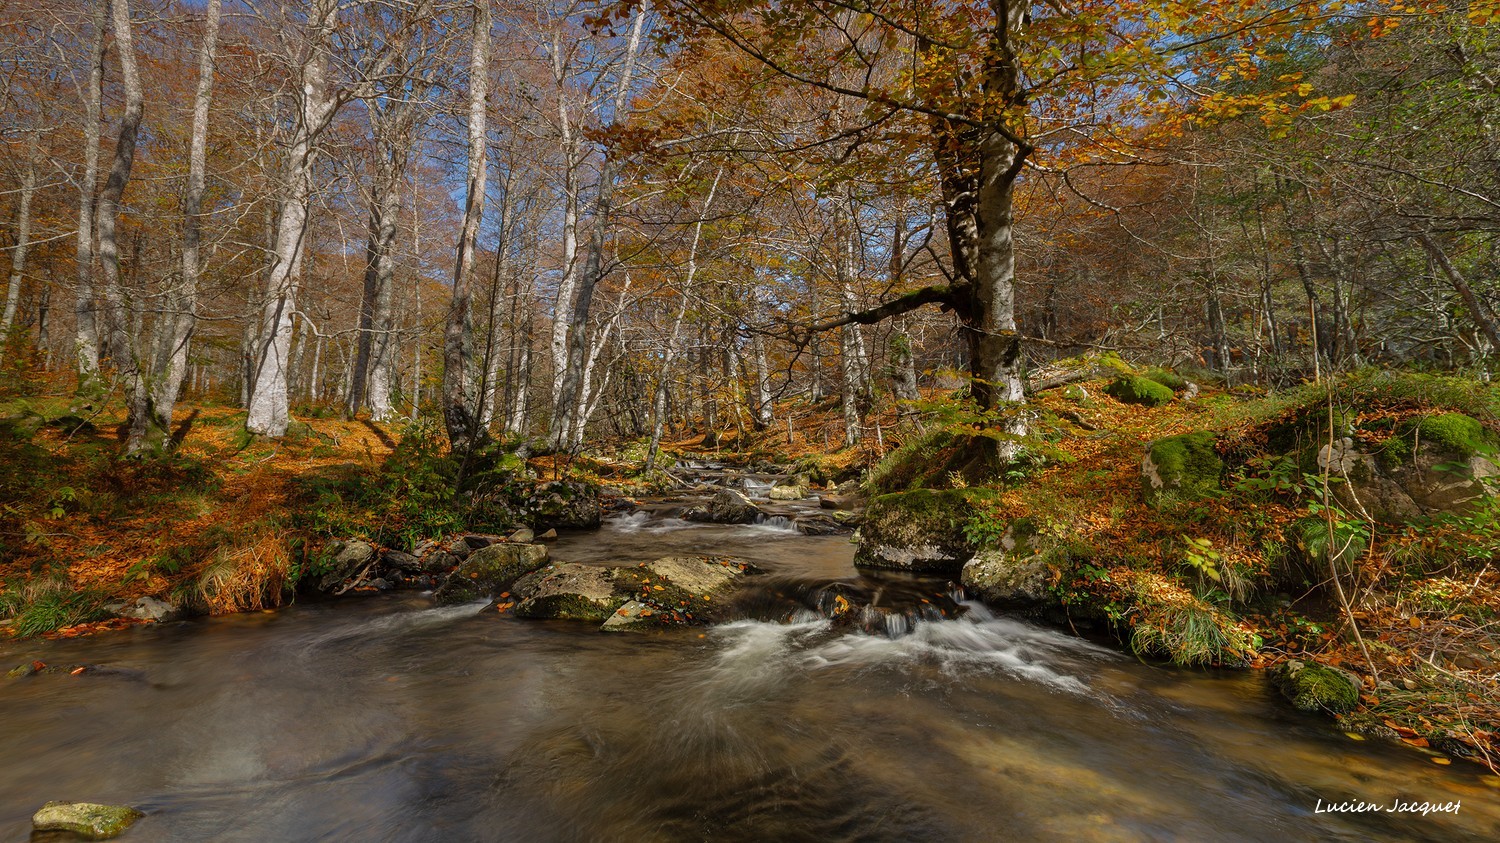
[{"x1": 642, "y1": 0, "x2": 1407, "y2": 417}]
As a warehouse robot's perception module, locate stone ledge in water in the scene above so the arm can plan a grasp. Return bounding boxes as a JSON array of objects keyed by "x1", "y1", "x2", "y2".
[
  {"x1": 32, "y1": 802, "x2": 142, "y2": 840},
  {"x1": 767, "y1": 483, "x2": 808, "y2": 501}
]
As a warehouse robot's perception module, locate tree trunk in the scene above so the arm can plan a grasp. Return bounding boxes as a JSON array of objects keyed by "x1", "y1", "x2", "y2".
[
  {"x1": 1420, "y1": 233, "x2": 1500, "y2": 351},
  {"x1": 129, "y1": 0, "x2": 219, "y2": 454},
  {"x1": 97, "y1": 0, "x2": 144, "y2": 382},
  {"x1": 550, "y1": 8, "x2": 645, "y2": 449},
  {"x1": 889, "y1": 328, "x2": 920, "y2": 422},
  {"x1": 441, "y1": 0, "x2": 491, "y2": 455},
  {"x1": 245, "y1": 0, "x2": 339, "y2": 438},
  {"x1": 2, "y1": 130, "x2": 38, "y2": 340},
  {"x1": 349, "y1": 136, "x2": 406, "y2": 420},
  {"x1": 74, "y1": 0, "x2": 107, "y2": 392}
]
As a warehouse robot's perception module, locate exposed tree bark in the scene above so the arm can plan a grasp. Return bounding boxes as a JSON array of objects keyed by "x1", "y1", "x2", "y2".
[
  {"x1": 1420, "y1": 233, "x2": 1500, "y2": 351},
  {"x1": 245, "y1": 0, "x2": 341, "y2": 438},
  {"x1": 97, "y1": 0, "x2": 143, "y2": 382},
  {"x1": 550, "y1": 7, "x2": 645, "y2": 449},
  {"x1": 2, "y1": 130, "x2": 38, "y2": 341},
  {"x1": 441, "y1": 0, "x2": 491, "y2": 455},
  {"x1": 73, "y1": 0, "x2": 108, "y2": 392},
  {"x1": 349, "y1": 114, "x2": 412, "y2": 421},
  {"x1": 128, "y1": 0, "x2": 220, "y2": 454}
]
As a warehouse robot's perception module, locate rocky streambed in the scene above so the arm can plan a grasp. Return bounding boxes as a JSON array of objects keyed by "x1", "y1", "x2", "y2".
[{"x1": 5, "y1": 496, "x2": 1498, "y2": 842}]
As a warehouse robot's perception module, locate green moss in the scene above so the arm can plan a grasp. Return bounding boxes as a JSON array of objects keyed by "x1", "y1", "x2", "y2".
[
  {"x1": 1143, "y1": 432, "x2": 1222, "y2": 504},
  {"x1": 1144, "y1": 367, "x2": 1188, "y2": 391},
  {"x1": 1411, "y1": 412, "x2": 1495, "y2": 458},
  {"x1": 1105, "y1": 375, "x2": 1175, "y2": 407},
  {"x1": 1274, "y1": 661, "x2": 1359, "y2": 713}
]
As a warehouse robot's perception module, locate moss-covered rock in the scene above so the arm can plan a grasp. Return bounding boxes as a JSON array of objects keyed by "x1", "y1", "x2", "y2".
[
  {"x1": 1144, "y1": 366, "x2": 1188, "y2": 391},
  {"x1": 854, "y1": 488, "x2": 1003, "y2": 574},
  {"x1": 767, "y1": 483, "x2": 808, "y2": 501},
  {"x1": 32, "y1": 802, "x2": 143, "y2": 839},
  {"x1": 1141, "y1": 432, "x2": 1222, "y2": 506},
  {"x1": 433, "y1": 542, "x2": 549, "y2": 605},
  {"x1": 527, "y1": 481, "x2": 602, "y2": 530},
  {"x1": 1272, "y1": 659, "x2": 1360, "y2": 714},
  {"x1": 511, "y1": 563, "x2": 628, "y2": 622},
  {"x1": 608, "y1": 555, "x2": 760, "y2": 629},
  {"x1": 1105, "y1": 375, "x2": 1175, "y2": 407},
  {"x1": 1411, "y1": 412, "x2": 1495, "y2": 458}
]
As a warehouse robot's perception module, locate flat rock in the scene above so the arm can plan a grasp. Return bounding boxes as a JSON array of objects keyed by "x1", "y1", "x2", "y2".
[
  {"x1": 32, "y1": 802, "x2": 143, "y2": 840},
  {"x1": 512, "y1": 564, "x2": 628, "y2": 622}
]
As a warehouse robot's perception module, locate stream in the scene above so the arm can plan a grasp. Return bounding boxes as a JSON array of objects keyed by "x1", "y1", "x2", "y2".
[{"x1": 2, "y1": 503, "x2": 1498, "y2": 841}]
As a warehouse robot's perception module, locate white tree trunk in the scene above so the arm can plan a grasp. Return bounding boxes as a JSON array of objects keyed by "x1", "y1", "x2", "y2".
[
  {"x1": 245, "y1": 0, "x2": 339, "y2": 438},
  {"x1": 1, "y1": 130, "x2": 38, "y2": 338},
  {"x1": 73, "y1": 0, "x2": 107, "y2": 389},
  {"x1": 441, "y1": 0, "x2": 491, "y2": 453}
]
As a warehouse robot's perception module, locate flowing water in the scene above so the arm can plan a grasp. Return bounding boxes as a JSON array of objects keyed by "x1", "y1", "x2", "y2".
[{"x1": 3, "y1": 511, "x2": 1498, "y2": 842}]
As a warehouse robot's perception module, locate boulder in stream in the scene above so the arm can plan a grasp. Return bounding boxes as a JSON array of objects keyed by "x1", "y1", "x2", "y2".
[
  {"x1": 512, "y1": 564, "x2": 629, "y2": 622},
  {"x1": 960, "y1": 523, "x2": 1054, "y2": 608},
  {"x1": 854, "y1": 488, "x2": 1002, "y2": 575},
  {"x1": 511, "y1": 555, "x2": 761, "y2": 629},
  {"x1": 32, "y1": 801, "x2": 142, "y2": 839},
  {"x1": 317, "y1": 540, "x2": 379, "y2": 592},
  {"x1": 683, "y1": 488, "x2": 760, "y2": 524},
  {"x1": 767, "y1": 484, "x2": 808, "y2": 501},
  {"x1": 434, "y1": 543, "x2": 550, "y2": 605}
]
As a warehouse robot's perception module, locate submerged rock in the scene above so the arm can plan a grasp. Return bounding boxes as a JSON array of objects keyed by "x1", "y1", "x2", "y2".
[
  {"x1": 683, "y1": 488, "x2": 761, "y2": 524},
  {"x1": 434, "y1": 543, "x2": 550, "y2": 605},
  {"x1": 512, "y1": 564, "x2": 628, "y2": 622},
  {"x1": 32, "y1": 801, "x2": 142, "y2": 839},
  {"x1": 1272, "y1": 659, "x2": 1360, "y2": 714}
]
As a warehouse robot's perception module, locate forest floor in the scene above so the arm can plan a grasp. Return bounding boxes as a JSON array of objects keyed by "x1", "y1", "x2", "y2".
[{"x1": 1, "y1": 368, "x2": 1498, "y2": 771}]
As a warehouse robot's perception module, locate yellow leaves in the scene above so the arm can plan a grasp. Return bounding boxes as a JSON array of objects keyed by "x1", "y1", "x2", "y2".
[{"x1": 1469, "y1": 0, "x2": 1500, "y2": 24}]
